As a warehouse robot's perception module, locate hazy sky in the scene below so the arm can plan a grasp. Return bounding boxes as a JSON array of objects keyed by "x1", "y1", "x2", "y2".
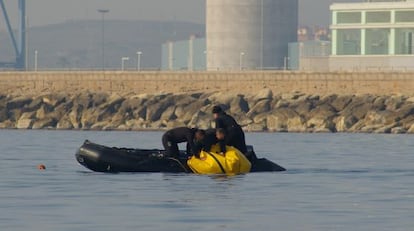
[{"x1": 1, "y1": 0, "x2": 360, "y2": 30}]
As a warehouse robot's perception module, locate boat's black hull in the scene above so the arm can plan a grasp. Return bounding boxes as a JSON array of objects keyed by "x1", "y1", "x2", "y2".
[{"x1": 75, "y1": 140, "x2": 286, "y2": 173}]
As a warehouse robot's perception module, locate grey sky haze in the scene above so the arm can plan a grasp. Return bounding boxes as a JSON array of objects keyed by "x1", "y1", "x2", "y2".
[{"x1": 1, "y1": 0, "x2": 359, "y2": 30}]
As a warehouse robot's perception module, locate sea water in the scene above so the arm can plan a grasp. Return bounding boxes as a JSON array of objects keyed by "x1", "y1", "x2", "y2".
[{"x1": 0, "y1": 130, "x2": 413, "y2": 231}]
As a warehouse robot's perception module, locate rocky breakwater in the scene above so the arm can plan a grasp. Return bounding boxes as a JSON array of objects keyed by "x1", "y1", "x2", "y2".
[{"x1": 1, "y1": 89, "x2": 414, "y2": 134}]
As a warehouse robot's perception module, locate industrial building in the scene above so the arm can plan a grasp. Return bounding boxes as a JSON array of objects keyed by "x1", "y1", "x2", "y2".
[
  {"x1": 206, "y1": 0, "x2": 298, "y2": 70},
  {"x1": 162, "y1": 0, "x2": 299, "y2": 71},
  {"x1": 163, "y1": 0, "x2": 414, "y2": 72},
  {"x1": 161, "y1": 36, "x2": 206, "y2": 71},
  {"x1": 288, "y1": 41, "x2": 331, "y2": 71},
  {"x1": 330, "y1": 0, "x2": 414, "y2": 71}
]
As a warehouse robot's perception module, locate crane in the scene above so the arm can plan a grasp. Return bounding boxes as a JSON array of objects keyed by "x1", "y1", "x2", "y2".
[{"x1": 0, "y1": 0, "x2": 26, "y2": 70}]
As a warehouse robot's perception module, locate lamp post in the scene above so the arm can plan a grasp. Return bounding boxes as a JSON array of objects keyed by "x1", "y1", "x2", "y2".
[
  {"x1": 284, "y1": 56, "x2": 290, "y2": 70},
  {"x1": 34, "y1": 49, "x2": 38, "y2": 71},
  {"x1": 121, "y1": 56, "x2": 129, "y2": 71},
  {"x1": 203, "y1": 50, "x2": 207, "y2": 71},
  {"x1": 136, "y1": 51, "x2": 142, "y2": 71},
  {"x1": 97, "y1": 9, "x2": 109, "y2": 71},
  {"x1": 239, "y1": 52, "x2": 245, "y2": 71},
  {"x1": 204, "y1": 50, "x2": 215, "y2": 70}
]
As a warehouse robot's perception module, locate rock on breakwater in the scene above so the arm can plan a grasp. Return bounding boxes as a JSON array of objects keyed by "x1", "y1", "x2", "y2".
[{"x1": 2, "y1": 90, "x2": 414, "y2": 134}]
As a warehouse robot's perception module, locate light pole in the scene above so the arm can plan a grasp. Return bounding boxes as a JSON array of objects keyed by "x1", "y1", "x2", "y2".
[
  {"x1": 34, "y1": 49, "x2": 38, "y2": 71},
  {"x1": 98, "y1": 9, "x2": 109, "y2": 71},
  {"x1": 203, "y1": 50, "x2": 207, "y2": 70},
  {"x1": 204, "y1": 50, "x2": 213, "y2": 70},
  {"x1": 121, "y1": 56, "x2": 129, "y2": 71},
  {"x1": 239, "y1": 52, "x2": 245, "y2": 71},
  {"x1": 136, "y1": 51, "x2": 142, "y2": 71},
  {"x1": 284, "y1": 56, "x2": 290, "y2": 70}
]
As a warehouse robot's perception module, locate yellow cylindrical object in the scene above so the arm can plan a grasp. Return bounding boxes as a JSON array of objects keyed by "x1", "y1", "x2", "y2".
[{"x1": 187, "y1": 144, "x2": 251, "y2": 175}]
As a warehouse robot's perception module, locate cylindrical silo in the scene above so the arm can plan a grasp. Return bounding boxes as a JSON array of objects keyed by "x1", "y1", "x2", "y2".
[{"x1": 206, "y1": 0, "x2": 298, "y2": 70}]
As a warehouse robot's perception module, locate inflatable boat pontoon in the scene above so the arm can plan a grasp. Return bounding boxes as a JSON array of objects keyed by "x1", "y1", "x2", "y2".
[{"x1": 75, "y1": 140, "x2": 286, "y2": 173}]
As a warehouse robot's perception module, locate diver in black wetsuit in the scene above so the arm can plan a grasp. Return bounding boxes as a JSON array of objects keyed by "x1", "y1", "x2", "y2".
[
  {"x1": 212, "y1": 105, "x2": 247, "y2": 154},
  {"x1": 196, "y1": 129, "x2": 215, "y2": 152},
  {"x1": 215, "y1": 128, "x2": 227, "y2": 154},
  {"x1": 161, "y1": 127, "x2": 199, "y2": 158},
  {"x1": 194, "y1": 128, "x2": 226, "y2": 155}
]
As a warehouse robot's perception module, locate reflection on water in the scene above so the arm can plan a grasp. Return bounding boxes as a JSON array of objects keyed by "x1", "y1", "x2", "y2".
[{"x1": 0, "y1": 130, "x2": 413, "y2": 231}]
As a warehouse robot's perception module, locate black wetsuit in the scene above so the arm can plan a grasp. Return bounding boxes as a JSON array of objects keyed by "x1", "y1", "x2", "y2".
[
  {"x1": 215, "y1": 113, "x2": 247, "y2": 154},
  {"x1": 198, "y1": 129, "x2": 226, "y2": 154},
  {"x1": 162, "y1": 127, "x2": 198, "y2": 157}
]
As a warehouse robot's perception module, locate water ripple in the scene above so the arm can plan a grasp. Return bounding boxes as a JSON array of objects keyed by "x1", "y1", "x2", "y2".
[{"x1": 1, "y1": 130, "x2": 414, "y2": 231}]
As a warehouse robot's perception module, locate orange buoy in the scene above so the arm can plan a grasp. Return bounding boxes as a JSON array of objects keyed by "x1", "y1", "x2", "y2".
[{"x1": 37, "y1": 164, "x2": 46, "y2": 170}]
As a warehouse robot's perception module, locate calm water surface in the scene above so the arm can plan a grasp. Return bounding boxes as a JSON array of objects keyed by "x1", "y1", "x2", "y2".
[{"x1": 1, "y1": 130, "x2": 413, "y2": 231}]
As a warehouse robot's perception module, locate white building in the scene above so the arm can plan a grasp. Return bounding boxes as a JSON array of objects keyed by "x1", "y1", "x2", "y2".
[{"x1": 330, "y1": 0, "x2": 414, "y2": 71}]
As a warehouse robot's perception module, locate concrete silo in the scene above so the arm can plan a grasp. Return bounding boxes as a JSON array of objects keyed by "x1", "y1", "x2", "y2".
[{"x1": 206, "y1": 0, "x2": 298, "y2": 70}]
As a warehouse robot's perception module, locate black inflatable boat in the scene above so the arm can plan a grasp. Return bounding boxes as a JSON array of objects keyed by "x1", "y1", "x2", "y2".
[{"x1": 75, "y1": 140, "x2": 286, "y2": 173}]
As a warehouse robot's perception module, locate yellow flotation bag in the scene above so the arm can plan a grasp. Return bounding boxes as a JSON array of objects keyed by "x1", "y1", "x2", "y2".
[{"x1": 187, "y1": 144, "x2": 251, "y2": 175}]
